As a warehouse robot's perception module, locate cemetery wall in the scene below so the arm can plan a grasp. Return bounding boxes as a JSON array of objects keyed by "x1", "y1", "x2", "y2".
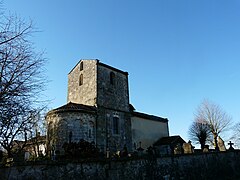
[{"x1": 1, "y1": 150, "x2": 240, "y2": 180}]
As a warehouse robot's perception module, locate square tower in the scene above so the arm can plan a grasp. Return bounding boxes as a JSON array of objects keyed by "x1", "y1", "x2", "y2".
[{"x1": 67, "y1": 59, "x2": 130, "y2": 111}]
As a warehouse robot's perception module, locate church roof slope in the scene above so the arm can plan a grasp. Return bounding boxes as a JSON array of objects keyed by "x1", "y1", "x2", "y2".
[
  {"x1": 48, "y1": 102, "x2": 96, "y2": 114},
  {"x1": 98, "y1": 61, "x2": 128, "y2": 75},
  {"x1": 132, "y1": 111, "x2": 168, "y2": 123}
]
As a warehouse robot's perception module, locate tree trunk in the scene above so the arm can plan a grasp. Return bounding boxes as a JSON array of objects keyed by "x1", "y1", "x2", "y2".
[{"x1": 214, "y1": 133, "x2": 219, "y2": 151}]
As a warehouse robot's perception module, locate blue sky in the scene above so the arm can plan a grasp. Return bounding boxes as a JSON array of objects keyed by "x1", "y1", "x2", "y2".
[{"x1": 4, "y1": 0, "x2": 240, "y2": 145}]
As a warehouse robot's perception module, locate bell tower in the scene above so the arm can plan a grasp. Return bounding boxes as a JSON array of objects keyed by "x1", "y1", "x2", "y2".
[
  {"x1": 67, "y1": 59, "x2": 130, "y2": 111},
  {"x1": 67, "y1": 59, "x2": 132, "y2": 152},
  {"x1": 67, "y1": 59, "x2": 98, "y2": 106}
]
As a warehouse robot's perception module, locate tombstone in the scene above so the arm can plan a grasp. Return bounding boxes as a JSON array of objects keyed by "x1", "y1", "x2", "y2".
[
  {"x1": 24, "y1": 151, "x2": 30, "y2": 161},
  {"x1": 182, "y1": 141, "x2": 194, "y2": 154},
  {"x1": 133, "y1": 142, "x2": 137, "y2": 150},
  {"x1": 218, "y1": 136, "x2": 226, "y2": 151},
  {"x1": 137, "y1": 141, "x2": 144, "y2": 156},
  {"x1": 203, "y1": 145, "x2": 209, "y2": 153},
  {"x1": 174, "y1": 144, "x2": 182, "y2": 154},
  {"x1": 120, "y1": 145, "x2": 128, "y2": 157},
  {"x1": 6, "y1": 157, "x2": 14, "y2": 167},
  {"x1": 146, "y1": 146, "x2": 154, "y2": 156},
  {"x1": 228, "y1": 141, "x2": 235, "y2": 151}
]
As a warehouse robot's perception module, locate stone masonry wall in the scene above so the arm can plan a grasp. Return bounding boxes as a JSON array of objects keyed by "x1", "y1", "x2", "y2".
[
  {"x1": 95, "y1": 62, "x2": 132, "y2": 152},
  {"x1": 1, "y1": 151, "x2": 240, "y2": 180},
  {"x1": 47, "y1": 111, "x2": 96, "y2": 154},
  {"x1": 97, "y1": 64, "x2": 129, "y2": 112},
  {"x1": 67, "y1": 60, "x2": 97, "y2": 106},
  {"x1": 96, "y1": 107, "x2": 132, "y2": 152}
]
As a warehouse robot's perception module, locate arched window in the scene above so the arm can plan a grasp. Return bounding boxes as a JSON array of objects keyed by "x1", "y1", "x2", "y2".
[
  {"x1": 112, "y1": 116, "x2": 119, "y2": 134},
  {"x1": 80, "y1": 61, "x2": 83, "y2": 71},
  {"x1": 110, "y1": 72, "x2": 115, "y2": 85},
  {"x1": 79, "y1": 74, "x2": 83, "y2": 86}
]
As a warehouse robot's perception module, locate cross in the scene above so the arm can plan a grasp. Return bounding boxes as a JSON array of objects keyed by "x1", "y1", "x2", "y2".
[{"x1": 228, "y1": 141, "x2": 234, "y2": 150}]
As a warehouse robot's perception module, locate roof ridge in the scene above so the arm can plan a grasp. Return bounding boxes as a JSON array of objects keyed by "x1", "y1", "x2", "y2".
[{"x1": 48, "y1": 102, "x2": 96, "y2": 114}]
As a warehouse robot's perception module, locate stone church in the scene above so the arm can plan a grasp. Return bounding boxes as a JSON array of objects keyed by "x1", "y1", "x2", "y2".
[{"x1": 46, "y1": 59, "x2": 169, "y2": 155}]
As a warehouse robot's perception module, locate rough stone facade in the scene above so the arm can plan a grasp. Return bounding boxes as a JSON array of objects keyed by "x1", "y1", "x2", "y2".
[
  {"x1": 46, "y1": 103, "x2": 96, "y2": 154},
  {"x1": 95, "y1": 62, "x2": 132, "y2": 152},
  {"x1": 96, "y1": 107, "x2": 132, "y2": 152},
  {"x1": 67, "y1": 60, "x2": 97, "y2": 106},
  {"x1": 97, "y1": 63, "x2": 129, "y2": 112}
]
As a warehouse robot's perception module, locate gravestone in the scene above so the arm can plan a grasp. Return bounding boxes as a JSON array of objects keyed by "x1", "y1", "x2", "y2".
[
  {"x1": 218, "y1": 136, "x2": 226, "y2": 151},
  {"x1": 174, "y1": 144, "x2": 182, "y2": 154},
  {"x1": 228, "y1": 141, "x2": 234, "y2": 151},
  {"x1": 183, "y1": 141, "x2": 194, "y2": 154},
  {"x1": 24, "y1": 151, "x2": 30, "y2": 161},
  {"x1": 137, "y1": 141, "x2": 144, "y2": 156},
  {"x1": 203, "y1": 145, "x2": 209, "y2": 153}
]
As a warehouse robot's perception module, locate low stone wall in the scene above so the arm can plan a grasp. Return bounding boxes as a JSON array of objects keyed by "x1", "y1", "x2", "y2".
[{"x1": 1, "y1": 151, "x2": 240, "y2": 180}]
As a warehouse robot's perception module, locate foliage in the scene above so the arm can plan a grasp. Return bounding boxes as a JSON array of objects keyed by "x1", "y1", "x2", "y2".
[{"x1": 0, "y1": 4, "x2": 47, "y2": 157}]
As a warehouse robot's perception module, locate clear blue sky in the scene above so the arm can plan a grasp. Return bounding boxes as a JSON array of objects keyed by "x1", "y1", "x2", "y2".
[{"x1": 4, "y1": 0, "x2": 240, "y2": 144}]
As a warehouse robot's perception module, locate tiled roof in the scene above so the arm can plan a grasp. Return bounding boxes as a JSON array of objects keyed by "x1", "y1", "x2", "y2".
[
  {"x1": 48, "y1": 102, "x2": 96, "y2": 114},
  {"x1": 153, "y1": 136, "x2": 186, "y2": 146},
  {"x1": 132, "y1": 111, "x2": 168, "y2": 123}
]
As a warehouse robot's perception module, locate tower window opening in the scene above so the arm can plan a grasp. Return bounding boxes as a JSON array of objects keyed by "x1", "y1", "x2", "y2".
[
  {"x1": 110, "y1": 72, "x2": 115, "y2": 85},
  {"x1": 112, "y1": 116, "x2": 119, "y2": 134},
  {"x1": 80, "y1": 61, "x2": 83, "y2": 71},
  {"x1": 79, "y1": 74, "x2": 83, "y2": 86}
]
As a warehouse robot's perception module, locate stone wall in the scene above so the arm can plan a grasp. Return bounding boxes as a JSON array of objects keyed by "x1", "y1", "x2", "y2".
[
  {"x1": 97, "y1": 63, "x2": 129, "y2": 112},
  {"x1": 132, "y1": 115, "x2": 169, "y2": 150},
  {"x1": 1, "y1": 151, "x2": 240, "y2": 180},
  {"x1": 47, "y1": 111, "x2": 96, "y2": 154},
  {"x1": 96, "y1": 107, "x2": 132, "y2": 152},
  {"x1": 95, "y1": 62, "x2": 132, "y2": 152},
  {"x1": 67, "y1": 60, "x2": 97, "y2": 106}
]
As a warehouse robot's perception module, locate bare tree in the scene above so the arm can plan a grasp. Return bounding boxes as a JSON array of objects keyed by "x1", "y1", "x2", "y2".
[
  {"x1": 188, "y1": 120, "x2": 212, "y2": 150},
  {"x1": 0, "y1": 6, "x2": 47, "y2": 157},
  {"x1": 231, "y1": 122, "x2": 240, "y2": 148},
  {"x1": 195, "y1": 100, "x2": 232, "y2": 150}
]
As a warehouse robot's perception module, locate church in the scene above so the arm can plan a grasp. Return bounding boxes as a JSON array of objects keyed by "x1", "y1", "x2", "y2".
[{"x1": 46, "y1": 59, "x2": 169, "y2": 155}]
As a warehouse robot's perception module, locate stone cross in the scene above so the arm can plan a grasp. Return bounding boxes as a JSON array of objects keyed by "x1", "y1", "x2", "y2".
[{"x1": 228, "y1": 141, "x2": 234, "y2": 151}]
